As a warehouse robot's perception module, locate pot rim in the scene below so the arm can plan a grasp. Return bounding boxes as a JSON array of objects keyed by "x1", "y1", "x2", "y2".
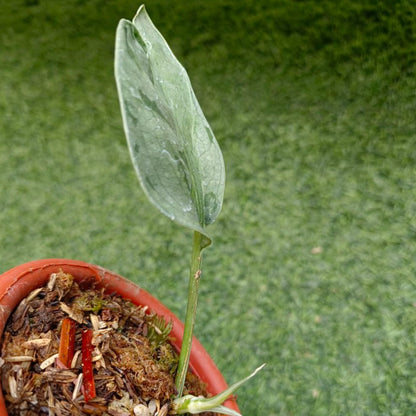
[{"x1": 0, "y1": 258, "x2": 239, "y2": 413}]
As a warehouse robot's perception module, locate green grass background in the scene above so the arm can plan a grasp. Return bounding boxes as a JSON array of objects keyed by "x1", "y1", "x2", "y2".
[{"x1": 1, "y1": 0, "x2": 416, "y2": 414}]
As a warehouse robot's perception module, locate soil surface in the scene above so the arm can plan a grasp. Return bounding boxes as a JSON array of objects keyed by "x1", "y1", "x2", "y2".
[{"x1": 0, "y1": 271, "x2": 212, "y2": 416}]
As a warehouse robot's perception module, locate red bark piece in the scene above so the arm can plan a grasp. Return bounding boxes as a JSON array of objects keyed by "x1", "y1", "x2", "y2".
[
  {"x1": 82, "y1": 329, "x2": 96, "y2": 402},
  {"x1": 58, "y1": 318, "x2": 76, "y2": 368}
]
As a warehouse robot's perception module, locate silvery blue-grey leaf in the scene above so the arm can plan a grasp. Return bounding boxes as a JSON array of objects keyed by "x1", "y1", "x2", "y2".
[{"x1": 115, "y1": 5, "x2": 225, "y2": 242}]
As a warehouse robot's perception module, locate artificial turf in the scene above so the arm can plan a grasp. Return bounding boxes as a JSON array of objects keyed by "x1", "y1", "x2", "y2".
[{"x1": 1, "y1": 1, "x2": 416, "y2": 414}]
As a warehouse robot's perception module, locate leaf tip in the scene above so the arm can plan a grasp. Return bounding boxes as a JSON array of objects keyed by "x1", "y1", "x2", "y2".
[
  {"x1": 134, "y1": 3, "x2": 146, "y2": 17},
  {"x1": 133, "y1": 4, "x2": 148, "y2": 26}
]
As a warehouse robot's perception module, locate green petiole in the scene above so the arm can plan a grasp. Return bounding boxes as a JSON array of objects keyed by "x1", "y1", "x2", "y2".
[{"x1": 175, "y1": 230, "x2": 204, "y2": 396}]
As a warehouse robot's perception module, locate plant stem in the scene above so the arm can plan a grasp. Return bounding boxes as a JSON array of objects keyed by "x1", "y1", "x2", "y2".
[{"x1": 175, "y1": 230, "x2": 204, "y2": 397}]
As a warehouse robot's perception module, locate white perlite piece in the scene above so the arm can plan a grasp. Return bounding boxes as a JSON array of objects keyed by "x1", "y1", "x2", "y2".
[{"x1": 133, "y1": 404, "x2": 151, "y2": 416}]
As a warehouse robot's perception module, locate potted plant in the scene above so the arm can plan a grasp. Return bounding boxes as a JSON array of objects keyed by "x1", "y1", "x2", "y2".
[{"x1": 0, "y1": 5, "x2": 263, "y2": 415}]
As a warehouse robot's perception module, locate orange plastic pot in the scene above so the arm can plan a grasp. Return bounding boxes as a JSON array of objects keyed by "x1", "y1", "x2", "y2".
[{"x1": 0, "y1": 259, "x2": 239, "y2": 414}]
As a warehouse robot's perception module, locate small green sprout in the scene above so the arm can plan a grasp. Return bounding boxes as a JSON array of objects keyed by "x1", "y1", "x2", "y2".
[
  {"x1": 172, "y1": 364, "x2": 266, "y2": 415},
  {"x1": 147, "y1": 314, "x2": 173, "y2": 349}
]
